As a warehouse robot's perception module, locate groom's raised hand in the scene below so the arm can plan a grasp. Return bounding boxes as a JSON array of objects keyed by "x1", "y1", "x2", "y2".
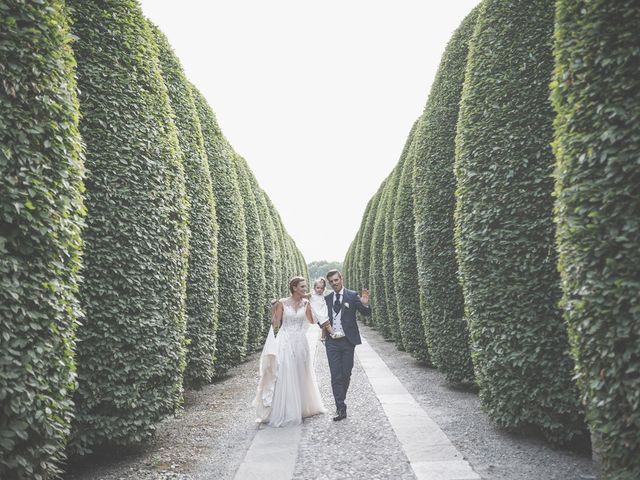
[{"x1": 360, "y1": 288, "x2": 370, "y2": 305}]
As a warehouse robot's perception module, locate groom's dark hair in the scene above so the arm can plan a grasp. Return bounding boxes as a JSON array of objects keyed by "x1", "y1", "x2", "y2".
[{"x1": 326, "y1": 269, "x2": 342, "y2": 279}]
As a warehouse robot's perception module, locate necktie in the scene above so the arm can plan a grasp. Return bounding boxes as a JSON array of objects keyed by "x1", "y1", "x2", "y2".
[{"x1": 333, "y1": 293, "x2": 342, "y2": 314}]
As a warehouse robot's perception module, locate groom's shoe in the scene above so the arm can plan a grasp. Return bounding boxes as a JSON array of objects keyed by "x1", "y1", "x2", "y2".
[{"x1": 332, "y1": 407, "x2": 347, "y2": 421}]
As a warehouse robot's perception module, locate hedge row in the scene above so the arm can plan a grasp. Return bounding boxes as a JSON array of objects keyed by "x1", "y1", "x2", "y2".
[
  {"x1": 368, "y1": 179, "x2": 389, "y2": 334},
  {"x1": 0, "y1": 1, "x2": 86, "y2": 477},
  {"x1": 234, "y1": 155, "x2": 265, "y2": 355},
  {"x1": 455, "y1": 0, "x2": 583, "y2": 444},
  {"x1": 552, "y1": 0, "x2": 640, "y2": 476},
  {"x1": 393, "y1": 121, "x2": 430, "y2": 363},
  {"x1": 192, "y1": 89, "x2": 249, "y2": 375},
  {"x1": 151, "y1": 25, "x2": 219, "y2": 389},
  {"x1": 412, "y1": 6, "x2": 478, "y2": 383},
  {"x1": 68, "y1": 0, "x2": 190, "y2": 453},
  {"x1": 1, "y1": 1, "x2": 305, "y2": 475},
  {"x1": 344, "y1": 0, "x2": 639, "y2": 458}
]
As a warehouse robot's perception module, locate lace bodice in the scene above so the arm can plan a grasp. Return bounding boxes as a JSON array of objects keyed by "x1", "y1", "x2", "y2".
[{"x1": 279, "y1": 297, "x2": 310, "y2": 334}]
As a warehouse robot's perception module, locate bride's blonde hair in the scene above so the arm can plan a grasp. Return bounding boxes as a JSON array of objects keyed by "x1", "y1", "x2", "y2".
[{"x1": 288, "y1": 276, "x2": 306, "y2": 294}]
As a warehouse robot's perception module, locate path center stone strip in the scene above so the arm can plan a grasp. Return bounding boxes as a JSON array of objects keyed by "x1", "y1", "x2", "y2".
[
  {"x1": 233, "y1": 327, "x2": 319, "y2": 480},
  {"x1": 233, "y1": 424, "x2": 302, "y2": 480},
  {"x1": 356, "y1": 336, "x2": 480, "y2": 480}
]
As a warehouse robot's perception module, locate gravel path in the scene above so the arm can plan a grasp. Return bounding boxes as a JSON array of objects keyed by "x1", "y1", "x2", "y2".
[
  {"x1": 291, "y1": 337, "x2": 415, "y2": 480},
  {"x1": 358, "y1": 324, "x2": 598, "y2": 480},
  {"x1": 63, "y1": 323, "x2": 598, "y2": 480},
  {"x1": 64, "y1": 352, "x2": 262, "y2": 480}
]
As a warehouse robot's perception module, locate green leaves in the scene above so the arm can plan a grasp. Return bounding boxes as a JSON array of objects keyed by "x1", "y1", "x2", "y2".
[
  {"x1": 454, "y1": 0, "x2": 584, "y2": 444},
  {"x1": 393, "y1": 120, "x2": 430, "y2": 364},
  {"x1": 151, "y1": 24, "x2": 219, "y2": 390},
  {"x1": 4, "y1": 3, "x2": 303, "y2": 476},
  {"x1": 412, "y1": 6, "x2": 478, "y2": 383},
  {"x1": 192, "y1": 87, "x2": 249, "y2": 376},
  {"x1": 234, "y1": 155, "x2": 266, "y2": 355},
  {"x1": 0, "y1": 1, "x2": 85, "y2": 477},
  {"x1": 553, "y1": 0, "x2": 640, "y2": 476},
  {"x1": 68, "y1": 0, "x2": 189, "y2": 452}
]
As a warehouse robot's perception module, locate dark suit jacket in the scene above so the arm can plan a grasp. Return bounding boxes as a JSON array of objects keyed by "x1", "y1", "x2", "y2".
[{"x1": 325, "y1": 288, "x2": 371, "y2": 346}]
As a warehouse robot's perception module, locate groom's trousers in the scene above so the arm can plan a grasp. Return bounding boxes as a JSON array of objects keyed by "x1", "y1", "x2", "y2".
[{"x1": 325, "y1": 337, "x2": 355, "y2": 411}]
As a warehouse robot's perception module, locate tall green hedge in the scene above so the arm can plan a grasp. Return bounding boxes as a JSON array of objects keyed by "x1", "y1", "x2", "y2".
[
  {"x1": 347, "y1": 240, "x2": 356, "y2": 286},
  {"x1": 552, "y1": 0, "x2": 640, "y2": 475},
  {"x1": 382, "y1": 164, "x2": 403, "y2": 348},
  {"x1": 356, "y1": 197, "x2": 374, "y2": 292},
  {"x1": 0, "y1": 1, "x2": 85, "y2": 476},
  {"x1": 69, "y1": 0, "x2": 189, "y2": 451},
  {"x1": 254, "y1": 188, "x2": 277, "y2": 333},
  {"x1": 454, "y1": 0, "x2": 583, "y2": 443},
  {"x1": 359, "y1": 188, "x2": 383, "y2": 327},
  {"x1": 284, "y1": 231, "x2": 295, "y2": 280},
  {"x1": 384, "y1": 121, "x2": 420, "y2": 350},
  {"x1": 276, "y1": 213, "x2": 293, "y2": 291},
  {"x1": 234, "y1": 155, "x2": 266, "y2": 354},
  {"x1": 151, "y1": 25, "x2": 219, "y2": 389},
  {"x1": 192, "y1": 87, "x2": 249, "y2": 375},
  {"x1": 264, "y1": 195, "x2": 286, "y2": 296},
  {"x1": 369, "y1": 179, "x2": 390, "y2": 336},
  {"x1": 343, "y1": 240, "x2": 355, "y2": 287},
  {"x1": 412, "y1": 7, "x2": 478, "y2": 383},
  {"x1": 393, "y1": 121, "x2": 430, "y2": 363}
]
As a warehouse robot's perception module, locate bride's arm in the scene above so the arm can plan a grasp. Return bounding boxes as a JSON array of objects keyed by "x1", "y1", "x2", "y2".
[{"x1": 272, "y1": 301, "x2": 284, "y2": 329}]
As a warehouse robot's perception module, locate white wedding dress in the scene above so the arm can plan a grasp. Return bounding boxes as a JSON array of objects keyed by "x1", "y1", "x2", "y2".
[{"x1": 253, "y1": 298, "x2": 326, "y2": 427}]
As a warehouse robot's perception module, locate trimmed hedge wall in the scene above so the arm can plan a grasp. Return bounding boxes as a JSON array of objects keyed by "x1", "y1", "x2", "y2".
[
  {"x1": 393, "y1": 121, "x2": 430, "y2": 363},
  {"x1": 381, "y1": 164, "x2": 403, "y2": 348},
  {"x1": 0, "y1": 1, "x2": 85, "y2": 476},
  {"x1": 234, "y1": 155, "x2": 266, "y2": 354},
  {"x1": 454, "y1": 0, "x2": 583, "y2": 443},
  {"x1": 254, "y1": 187, "x2": 277, "y2": 334},
  {"x1": 361, "y1": 188, "x2": 383, "y2": 326},
  {"x1": 552, "y1": 0, "x2": 640, "y2": 474},
  {"x1": 356, "y1": 197, "x2": 374, "y2": 292},
  {"x1": 192, "y1": 87, "x2": 249, "y2": 375},
  {"x1": 384, "y1": 121, "x2": 420, "y2": 350},
  {"x1": 412, "y1": 7, "x2": 478, "y2": 383},
  {"x1": 151, "y1": 25, "x2": 219, "y2": 389},
  {"x1": 69, "y1": 0, "x2": 190, "y2": 451},
  {"x1": 343, "y1": 240, "x2": 355, "y2": 287},
  {"x1": 369, "y1": 179, "x2": 390, "y2": 336},
  {"x1": 264, "y1": 195, "x2": 286, "y2": 296},
  {"x1": 351, "y1": 227, "x2": 362, "y2": 291}
]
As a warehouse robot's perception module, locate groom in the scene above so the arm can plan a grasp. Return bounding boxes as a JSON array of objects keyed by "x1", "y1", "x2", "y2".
[{"x1": 320, "y1": 269, "x2": 370, "y2": 421}]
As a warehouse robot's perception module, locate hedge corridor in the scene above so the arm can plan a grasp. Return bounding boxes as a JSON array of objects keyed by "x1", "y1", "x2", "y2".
[
  {"x1": 343, "y1": 1, "x2": 639, "y2": 478},
  {"x1": 0, "y1": 1, "x2": 306, "y2": 477}
]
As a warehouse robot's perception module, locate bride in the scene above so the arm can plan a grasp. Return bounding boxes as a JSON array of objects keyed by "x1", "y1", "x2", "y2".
[{"x1": 253, "y1": 276, "x2": 326, "y2": 427}]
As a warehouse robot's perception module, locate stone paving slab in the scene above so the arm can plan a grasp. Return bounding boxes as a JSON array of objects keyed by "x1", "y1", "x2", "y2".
[
  {"x1": 412, "y1": 460, "x2": 481, "y2": 480},
  {"x1": 357, "y1": 336, "x2": 480, "y2": 480},
  {"x1": 238, "y1": 328, "x2": 481, "y2": 480},
  {"x1": 233, "y1": 327, "x2": 318, "y2": 480},
  {"x1": 233, "y1": 424, "x2": 302, "y2": 480}
]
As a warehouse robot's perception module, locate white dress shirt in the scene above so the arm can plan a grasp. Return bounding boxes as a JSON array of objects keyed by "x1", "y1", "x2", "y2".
[{"x1": 332, "y1": 288, "x2": 346, "y2": 336}]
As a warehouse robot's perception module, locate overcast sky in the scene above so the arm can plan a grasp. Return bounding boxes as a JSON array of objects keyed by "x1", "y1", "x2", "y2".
[{"x1": 139, "y1": 0, "x2": 481, "y2": 263}]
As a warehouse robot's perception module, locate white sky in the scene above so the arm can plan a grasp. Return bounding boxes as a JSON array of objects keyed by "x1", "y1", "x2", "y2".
[{"x1": 139, "y1": 0, "x2": 481, "y2": 263}]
